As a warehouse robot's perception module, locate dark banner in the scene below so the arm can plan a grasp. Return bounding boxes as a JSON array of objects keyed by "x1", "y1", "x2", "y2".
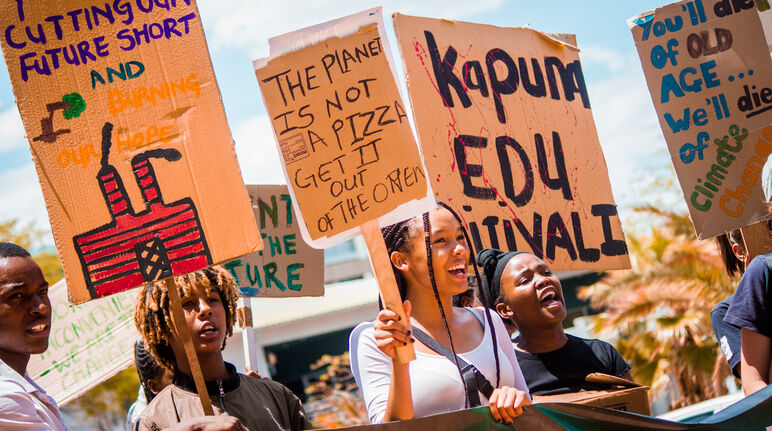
[{"x1": 329, "y1": 385, "x2": 772, "y2": 430}]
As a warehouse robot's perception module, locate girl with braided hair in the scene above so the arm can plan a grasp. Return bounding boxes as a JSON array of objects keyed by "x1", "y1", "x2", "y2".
[
  {"x1": 354, "y1": 203, "x2": 529, "y2": 424},
  {"x1": 134, "y1": 265, "x2": 311, "y2": 431}
]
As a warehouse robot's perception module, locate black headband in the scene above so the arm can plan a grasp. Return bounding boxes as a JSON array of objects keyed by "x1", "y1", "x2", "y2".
[{"x1": 476, "y1": 248, "x2": 526, "y2": 310}]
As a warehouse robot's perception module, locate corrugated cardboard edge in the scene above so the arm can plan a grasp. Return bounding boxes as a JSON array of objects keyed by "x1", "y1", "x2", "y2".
[
  {"x1": 585, "y1": 373, "x2": 642, "y2": 389},
  {"x1": 393, "y1": 13, "x2": 579, "y2": 52}
]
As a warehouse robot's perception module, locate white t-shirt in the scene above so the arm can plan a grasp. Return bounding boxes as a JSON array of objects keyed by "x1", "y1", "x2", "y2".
[
  {"x1": 0, "y1": 358, "x2": 67, "y2": 431},
  {"x1": 356, "y1": 307, "x2": 529, "y2": 423}
]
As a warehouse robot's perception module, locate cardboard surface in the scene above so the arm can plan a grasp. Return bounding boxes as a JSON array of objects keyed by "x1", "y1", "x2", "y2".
[
  {"x1": 630, "y1": 1, "x2": 772, "y2": 239},
  {"x1": 534, "y1": 386, "x2": 651, "y2": 416},
  {"x1": 255, "y1": 16, "x2": 432, "y2": 248},
  {"x1": 0, "y1": 0, "x2": 262, "y2": 303},
  {"x1": 223, "y1": 185, "x2": 324, "y2": 297},
  {"x1": 27, "y1": 280, "x2": 138, "y2": 405},
  {"x1": 533, "y1": 374, "x2": 651, "y2": 417},
  {"x1": 393, "y1": 14, "x2": 630, "y2": 270}
]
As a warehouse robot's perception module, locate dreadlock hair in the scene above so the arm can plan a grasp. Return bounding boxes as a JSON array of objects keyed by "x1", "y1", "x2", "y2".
[
  {"x1": 715, "y1": 229, "x2": 745, "y2": 277},
  {"x1": 134, "y1": 265, "x2": 239, "y2": 374},
  {"x1": 134, "y1": 338, "x2": 165, "y2": 402},
  {"x1": 380, "y1": 201, "x2": 501, "y2": 405}
]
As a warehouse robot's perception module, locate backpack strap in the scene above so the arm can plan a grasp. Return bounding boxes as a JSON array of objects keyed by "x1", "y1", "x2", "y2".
[{"x1": 411, "y1": 326, "x2": 494, "y2": 407}]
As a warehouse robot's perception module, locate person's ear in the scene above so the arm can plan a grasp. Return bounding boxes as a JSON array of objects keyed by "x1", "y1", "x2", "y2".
[
  {"x1": 390, "y1": 251, "x2": 408, "y2": 272},
  {"x1": 731, "y1": 244, "x2": 745, "y2": 261},
  {"x1": 495, "y1": 302, "x2": 514, "y2": 321},
  {"x1": 147, "y1": 377, "x2": 164, "y2": 395}
]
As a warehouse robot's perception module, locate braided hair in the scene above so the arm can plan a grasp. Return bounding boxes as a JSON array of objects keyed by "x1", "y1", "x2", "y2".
[
  {"x1": 134, "y1": 265, "x2": 239, "y2": 373},
  {"x1": 380, "y1": 201, "x2": 501, "y2": 406},
  {"x1": 133, "y1": 338, "x2": 164, "y2": 402}
]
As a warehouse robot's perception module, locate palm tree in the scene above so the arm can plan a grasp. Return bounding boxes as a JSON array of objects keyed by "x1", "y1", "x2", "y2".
[{"x1": 578, "y1": 205, "x2": 736, "y2": 409}]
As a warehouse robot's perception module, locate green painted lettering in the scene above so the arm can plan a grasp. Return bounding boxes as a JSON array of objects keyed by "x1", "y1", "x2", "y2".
[{"x1": 287, "y1": 263, "x2": 304, "y2": 291}]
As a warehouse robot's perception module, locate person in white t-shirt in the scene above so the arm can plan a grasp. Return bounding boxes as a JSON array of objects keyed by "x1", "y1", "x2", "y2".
[
  {"x1": 0, "y1": 242, "x2": 65, "y2": 431},
  {"x1": 354, "y1": 203, "x2": 530, "y2": 425}
]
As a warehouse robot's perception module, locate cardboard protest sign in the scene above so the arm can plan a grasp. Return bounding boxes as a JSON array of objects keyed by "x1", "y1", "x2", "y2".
[
  {"x1": 224, "y1": 185, "x2": 324, "y2": 297},
  {"x1": 254, "y1": 9, "x2": 430, "y2": 362},
  {"x1": 630, "y1": 1, "x2": 772, "y2": 239},
  {"x1": 0, "y1": 0, "x2": 262, "y2": 303},
  {"x1": 393, "y1": 15, "x2": 630, "y2": 270},
  {"x1": 27, "y1": 280, "x2": 138, "y2": 405},
  {"x1": 254, "y1": 13, "x2": 432, "y2": 249}
]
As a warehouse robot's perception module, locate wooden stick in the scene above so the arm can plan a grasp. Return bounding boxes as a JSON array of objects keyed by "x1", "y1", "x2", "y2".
[
  {"x1": 360, "y1": 219, "x2": 415, "y2": 364},
  {"x1": 741, "y1": 220, "x2": 772, "y2": 261},
  {"x1": 164, "y1": 277, "x2": 215, "y2": 416}
]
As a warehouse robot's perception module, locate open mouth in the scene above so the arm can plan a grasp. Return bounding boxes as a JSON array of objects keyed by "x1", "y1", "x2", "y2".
[
  {"x1": 26, "y1": 323, "x2": 49, "y2": 336},
  {"x1": 447, "y1": 262, "x2": 467, "y2": 278},
  {"x1": 539, "y1": 290, "x2": 562, "y2": 308},
  {"x1": 199, "y1": 324, "x2": 219, "y2": 339}
]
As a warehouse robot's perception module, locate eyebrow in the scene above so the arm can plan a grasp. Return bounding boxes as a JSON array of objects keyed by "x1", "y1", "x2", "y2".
[
  {"x1": 513, "y1": 264, "x2": 550, "y2": 278},
  {"x1": 0, "y1": 283, "x2": 26, "y2": 294}
]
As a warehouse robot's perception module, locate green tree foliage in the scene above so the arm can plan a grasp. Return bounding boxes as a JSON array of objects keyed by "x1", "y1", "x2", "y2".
[
  {"x1": 65, "y1": 366, "x2": 140, "y2": 431},
  {"x1": 579, "y1": 205, "x2": 736, "y2": 409},
  {"x1": 0, "y1": 219, "x2": 63, "y2": 283}
]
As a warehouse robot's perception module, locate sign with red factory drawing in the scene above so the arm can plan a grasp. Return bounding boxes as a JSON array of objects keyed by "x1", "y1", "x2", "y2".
[
  {"x1": 630, "y1": 1, "x2": 772, "y2": 239},
  {"x1": 393, "y1": 14, "x2": 630, "y2": 270},
  {"x1": 0, "y1": 0, "x2": 262, "y2": 303}
]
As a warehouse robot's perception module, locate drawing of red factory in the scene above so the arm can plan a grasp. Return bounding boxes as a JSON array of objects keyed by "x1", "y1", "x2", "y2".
[{"x1": 73, "y1": 122, "x2": 212, "y2": 299}]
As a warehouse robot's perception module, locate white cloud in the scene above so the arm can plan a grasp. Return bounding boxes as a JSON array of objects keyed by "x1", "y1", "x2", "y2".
[
  {"x1": 0, "y1": 106, "x2": 25, "y2": 154},
  {"x1": 580, "y1": 46, "x2": 636, "y2": 75},
  {"x1": 0, "y1": 162, "x2": 51, "y2": 235},
  {"x1": 582, "y1": 46, "x2": 676, "y2": 216},
  {"x1": 232, "y1": 114, "x2": 286, "y2": 185},
  {"x1": 198, "y1": 0, "x2": 504, "y2": 58}
]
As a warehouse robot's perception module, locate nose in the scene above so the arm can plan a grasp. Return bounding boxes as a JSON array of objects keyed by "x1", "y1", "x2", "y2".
[
  {"x1": 451, "y1": 238, "x2": 468, "y2": 256},
  {"x1": 196, "y1": 298, "x2": 212, "y2": 317},
  {"x1": 29, "y1": 293, "x2": 49, "y2": 316},
  {"x1": 533, "y1": 273, "x2": 549, "y2": 288}
]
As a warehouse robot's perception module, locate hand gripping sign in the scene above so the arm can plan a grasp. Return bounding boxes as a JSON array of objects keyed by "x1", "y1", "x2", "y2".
[
  {"x1": 254, "y1": 8, "x2": 435, "y2": 362},
  {"x1": 0, "y1": 0, "x2": 263, "y2": 415}
]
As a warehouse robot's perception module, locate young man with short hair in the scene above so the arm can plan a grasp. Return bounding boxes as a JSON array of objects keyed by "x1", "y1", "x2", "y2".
[{"x1": 0, "y1": 242, "x2": 65, "y2": 430}]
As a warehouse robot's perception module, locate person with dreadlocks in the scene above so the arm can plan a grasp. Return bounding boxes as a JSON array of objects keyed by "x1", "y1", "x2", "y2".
[
  {"x1": 475, "y1": 248, "x2": 632, "y2": 396},
  {"x1": 134, "y1": 265, "x2": 311, "y2": 431},
  {"x1": 353, "y1": 203, "x2": 529, "y2": 425},
  {"x1": 125, "y1": 339, "x2": 172, "y2": 431}
]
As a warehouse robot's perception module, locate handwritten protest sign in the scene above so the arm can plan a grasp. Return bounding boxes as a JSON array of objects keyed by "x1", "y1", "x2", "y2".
[
  {"x1": 224, "y1": 185, "x2": 324, "y2": 298},
  {"x1": 393, "y1": 15, "x2": 630, "y2": 270},
  {"x1": 0, "y1": 0, "x2": 262, "y2": 303},
  {"x1": 254, "y1": 17, "x2": 432, "y2": 249},
  {"x1": 630, "y1": 1, "x2": 772, "y2": 239},
  {"x1": 255, "y1": 9, "x2": 432, "y2": 362},
  {"x1": 27, "y1": 280, "x2": 138, "y2": 405}
]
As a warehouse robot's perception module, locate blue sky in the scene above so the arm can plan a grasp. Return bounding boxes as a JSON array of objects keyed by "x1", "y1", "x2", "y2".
[{"x1": 0, "y1": 0, "x2": 677, "y2": 246}]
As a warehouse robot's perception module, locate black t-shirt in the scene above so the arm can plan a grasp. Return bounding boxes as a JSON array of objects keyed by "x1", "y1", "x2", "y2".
[
  {"x1": 514, "y1": 334, "x2": 630, "y2": 396},
  {"x1": 726, "y1": 255, "x2": 772, "y2": 338},
  {"x1": 712, "y1": 295, "x2": 741, "y2": 377}
]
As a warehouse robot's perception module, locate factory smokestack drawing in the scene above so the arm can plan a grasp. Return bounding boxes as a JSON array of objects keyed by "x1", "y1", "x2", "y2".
[{"x1": 73, "y1": 122, "x2": 212, "y2": 298}]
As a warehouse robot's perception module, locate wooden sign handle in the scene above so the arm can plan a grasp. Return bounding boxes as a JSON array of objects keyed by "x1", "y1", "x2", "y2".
[
  {"x1": 360, "y1": 219, "x2": 416, "y2": 364},
  {"x1": 741, "y1": 220, "x2": 772, "y2": 262},
  {"x1": 164, "y1": 277, "x2": 215, "y2": 416}
]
